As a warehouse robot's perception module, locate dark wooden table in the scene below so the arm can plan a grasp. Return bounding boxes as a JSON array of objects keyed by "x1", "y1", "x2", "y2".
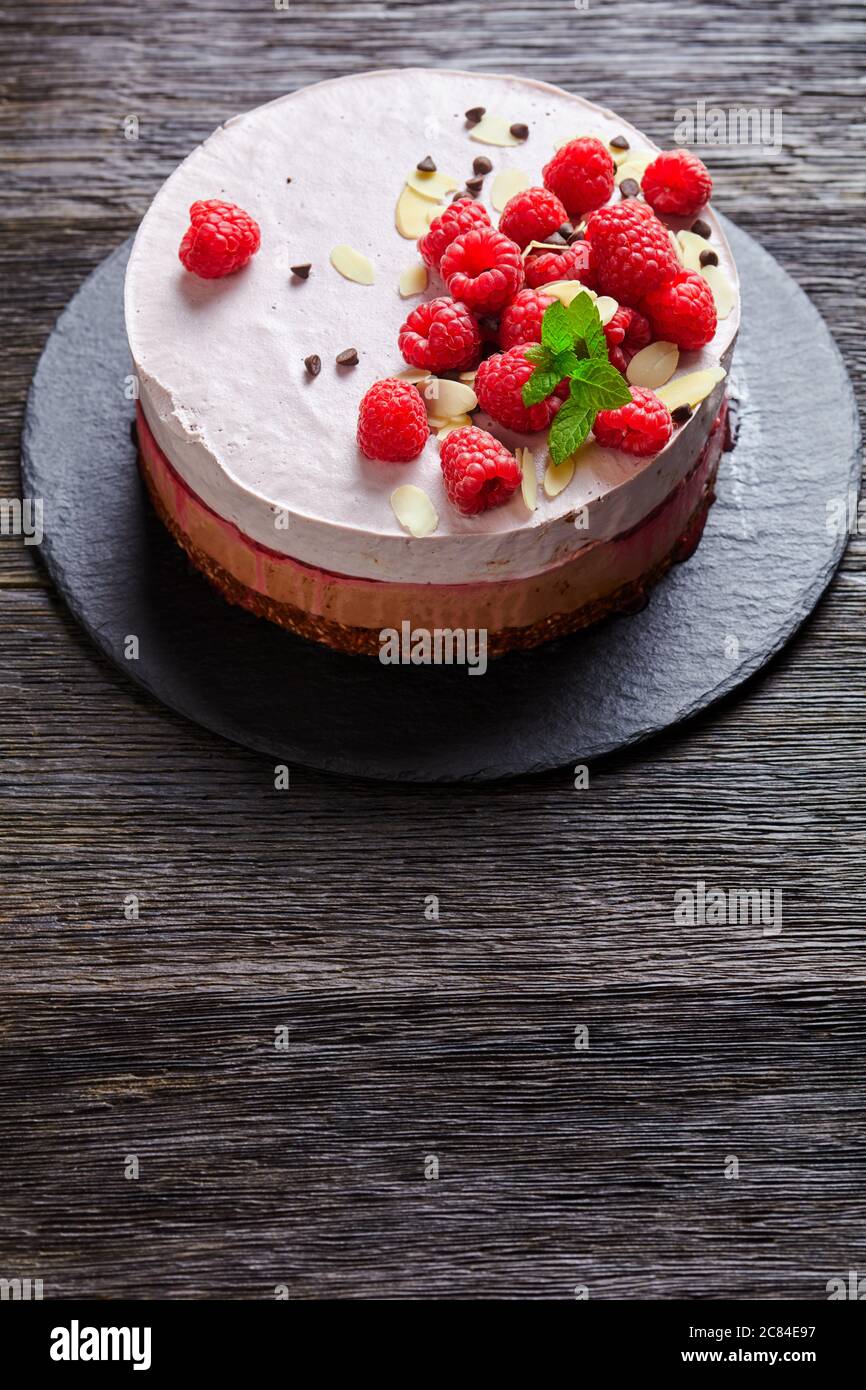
[{"x1": 2, "y1": 0, "x2": 865, "y2": 1300}]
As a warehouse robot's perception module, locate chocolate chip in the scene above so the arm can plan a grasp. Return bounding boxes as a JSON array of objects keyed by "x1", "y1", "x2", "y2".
[
  {"x1": 510, "y1": 122, "x2": 529, "y2": 141},
  {"x1": 416, "y1": 155, "x2": 436, "y2": 173},
  {"x1": 129, "y1": 419, "x2": 138, "y2": 446},
  {"x1": 286, "y1": 176, "x2": 292, "y2": 183},
  {"x1": 290, "y1": 263, "x2": 311, "y2": 279},
  {"x1": 610, "y1": 134, "x2": 630, "y2": 150},
  {"x1": 699, "y1": 248, "x2": 719, "y2": 267},
  {"x1": 477, "y1": 315, "x2": 499, "y2": 338},
  {"x1": 546, "y1": 230, "x2": 568, "y2": 245},
  {"x1": 620, "y1": 178, "x2": 640, "y2": 199},
  {"x1": 465, "y1": 176, "x2": 484, "y2": 195},
  {"x1": 557, "y1": 222, "x2": 574, "y2": 239},
  {"x1": 691, "y1": 218, "x2": 711, "y2": 239},
  {"x1": 465, "y1": 106, "x2": 485, "y2": 126},
  {"x1": 304, "y1": 354, "x2": 321, "y2": 377},
  {"x1": 336, "y1": 348, "x2": 359, "y2": 367},
  {"x1": 450, "y1": 189, "x2": 466, "y2": 201},
  {"x1": 671, "y1": 404, "x2": 693, "y2": 425},
  {"x1": 472, "y1": 155, "x2": 492, "y2": 176},
  {"x1": 567, "y1": 228, "x2": 585, "y2": 243}
]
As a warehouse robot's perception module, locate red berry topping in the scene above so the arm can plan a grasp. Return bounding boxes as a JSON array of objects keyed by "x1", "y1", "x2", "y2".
[
  {"x1": 603, "y1": 305, "x2": 652, "y2": 363},
  {"x1": 475, "y1": 344, "x2": 564, "y2": 433},
  {"x1": 499, "y1": 288, "x2": 556, "y2": 350},
  {"x1": 440, "y1": 227, "x2": 524, "y2": 315},
  {"x1": 178, "y1": 199, "x2": 261, "y2": 279},
  {"x1": 641, "y1": 270, "x2": 717, "y2": 350},
  {"x1": 542, "y1": 137, "x2": 616, "y2": 218},
  {"x1": 417, "y1": 196, "x2": 491, "y2": 272},
  {"x1": 642, "y1": 150, "x2": 713, "y2": 218},
  {"x1": 498, "y1": 186, "x2": 568, "y2": 251},
  {"x1": 398, "y1": 296, "x2": 481, "y2": 372},
  {"x1": 357, "y1": 379, "x2": 429, "y2": 463},
  {"x1": 440, "y1": 425, "x2": 522, "y2": 516},
  {"x1": 584, "y1": 200, "x2": 679, "y2": 306},
  {"x1": 524, "y1": 240, "x2": 596, "y2": 290},
  {"x1": 593, "y1": 386, "x2": 673, "y2": 457}
]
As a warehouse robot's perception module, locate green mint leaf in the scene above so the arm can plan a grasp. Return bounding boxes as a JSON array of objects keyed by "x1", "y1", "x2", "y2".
[
  {"x1": 522, "y1": 369, "x2": 562, "y2": 407},
  {"x1": 570, "y1": 358, "x2": 633, "y2": 412},
  {"x1": 523, "y1": 343, "x2": 552, "y2": 367},
  {"x1": 540, "y1": 300, "x2": 574, "y2": 355},
  {"x1": 552, "y1": 347, "x2": 580, "y2": 379},
  {"x1": 521, "y1": 342, "x2": 558, "y2": 406},
  {"x1": 565, "y1": 292, "x2": 608, "y2": 361},
  {"x1": 548, "y1": 397, "x2": 594, "y2": 466}
]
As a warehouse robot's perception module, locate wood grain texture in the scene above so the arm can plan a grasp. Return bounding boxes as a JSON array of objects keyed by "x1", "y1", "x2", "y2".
[{"x1": 1, "y1": 0, "x2": 865, "y2": 1299}]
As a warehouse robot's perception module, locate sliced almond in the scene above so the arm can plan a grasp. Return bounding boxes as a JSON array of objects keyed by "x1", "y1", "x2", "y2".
[
  {"x1": 677, "y1": 229, "x2": 707, "y2": 272},
  {"x1": 406, "y1": 168, "x2": 460, "y2": 202},
  {"x1": 436, "y1": 415, "x2": 473, "y2": 440},
  {"x1": 422, "y1": 377, "x2": 477, "y2": 418},
  {"x1": 330, "y1": 243, "x2": 375, "y2": 285},
  {"x1": 458, "y1": 369, "x2": 478, "y2": 386},
  {"x1": 491, "y1": 167, "x2": 531, "y2": 212},
  {"x1": 519, "y1": 447, "x2": 537, "y2": 512},
  {"x1": 469, "y1": 114, "x2": 522, "y2": 147},
  {"x1": 398, "y1": 262, "x2": 429, "y2": 298},
  {"x1": 608, "y1": 140, "x2": 632, "y2": 168},
  {"x1": 543, "y1": 455, "x2": 576, "y2": 498},
  {"x1": 522, "y1": 238, "x2": 566, "y2": 259},
  {"x1": 594, "y1": 295, "x2": 619, "y2": 326},
  {"x1": 656, "y1": 366, "x2": 726, "y2": 413},
  {"x1": 541, "y1": 279, "x2": 595, "y2": 307},
  {"x1": 701, "y1": 263, "x2": 736, "y2": 319},
  {"x1": 397, "y1": 367, "x2": 433, "y2": 384},
  {"x1": 626, "y1": 341, "x2": 680, "y2": 390},
  {"x1": 553, "y1": 131, "x2": 589, "y2": 151},
  {"x1": 391, "y1": 485, "x2": 438, "y2": 538},
  {"x1": 395, "y1": 184, "x2": 437, "y2": 239},
  {"x1": 615, "y1": 151, "x2": 654, "y2": 185},
  {"x1": 670, "y1": 229, "x2": 685, "y2": 265}
]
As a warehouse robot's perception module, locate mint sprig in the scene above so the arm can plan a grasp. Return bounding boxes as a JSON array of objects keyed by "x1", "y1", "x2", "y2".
[{"x1": 521, "y1": 292, "x2": 631, "y2": 466}]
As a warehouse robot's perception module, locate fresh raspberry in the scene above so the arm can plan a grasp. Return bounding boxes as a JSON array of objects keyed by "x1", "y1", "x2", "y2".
[
  {"x1": 603, "y1": 305, "x2": 652, "y2": 364},
  {"x1": 475, "y1": 344, "x2": 564, "y2": 433},
  {"x1": 357, "y1": 379, "x2": 429, "y2": 463},
  {"x1": 524, "y1": 240, "x2": 596, "y2": 290},
  {"x1": 607, "y1": 346, "x2": 628, "y2": 375},
  {"x1": 584, "y1": 200, "x2": 679, "y2": 306},
  {"x1": 642, "y1": 150, "x2": 713, "y2": 218},
  {"x1": 440, "y1": 425, "x2": 522, "y2": 516},
  {"x1": 593, "y1": 386, "x2": 673, "y2": 457},
  {"x1": 499, "y1": 288, "x2": 555, "y2": 350},
  {"x1": 398, "y1": 297, "x2": 481, "y2": 372},
  {"x1": 498, "y1": 187, "x2": 568, "y2": 251},
  {"x1": 542, "y1": 137, "x2": 616, "y2": 218},
  {"x1": 641, "y1": 270, "x2": 717, "y2": 350},
  {"x1": 417, "y1": 197, "x2": 491, "y2": 272},
  {"x1": 178, "y1": 199, "x2": 261, "y2": 279},
  {"x1": 440, "y1": 227, "x2": 524, "y2": 315}
]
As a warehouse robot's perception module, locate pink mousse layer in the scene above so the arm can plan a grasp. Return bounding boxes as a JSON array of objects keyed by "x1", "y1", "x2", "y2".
[{"x1": 136, "y1": 400, "x2": 726, "y2": 637}]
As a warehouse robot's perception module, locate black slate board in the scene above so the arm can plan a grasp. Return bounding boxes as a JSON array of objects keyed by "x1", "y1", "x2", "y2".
[{"x1": 21, "y1": 221, "x2": 860, "y2": 782}]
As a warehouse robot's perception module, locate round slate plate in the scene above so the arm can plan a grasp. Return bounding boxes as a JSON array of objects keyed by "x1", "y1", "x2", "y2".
[{"x1": 22, "y1": 223, "x2": 861, "y2": 782}]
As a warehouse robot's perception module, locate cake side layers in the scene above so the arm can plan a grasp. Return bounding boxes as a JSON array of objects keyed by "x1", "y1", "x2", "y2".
[
  {"x1": 126, "y1": 68, "x2": 739, "y2": 586},
  {"x1": 137, "y1": 398, "x2": 727, "y2": 650}
]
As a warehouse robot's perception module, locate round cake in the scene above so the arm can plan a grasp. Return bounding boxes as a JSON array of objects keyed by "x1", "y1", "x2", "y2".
[{"x1": 125, "y1": 68, "x2": 739, "y2": 655}]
